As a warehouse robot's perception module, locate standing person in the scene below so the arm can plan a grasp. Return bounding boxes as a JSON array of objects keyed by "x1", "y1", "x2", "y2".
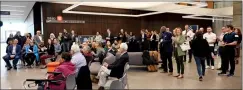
[
  {"x1": 191, "y1": 31, "x2": 211, "y2": 81},
  {"x1": 6, "y1": 34, "x2": 14, "y2": 45},
  {"x1": 49, "y1": 33, "x2": 56, "y2": 41},
  {"x1": 95, "y1": 32, "x2": 103, "y2": 42},
  {"x1": 14, "y1": 31, "x2": 24, "y2": 48},
  {"x1": 58, "y1": 32, "x2": 63, "y2": 44},
  {"x1": 217, "y1": 27, "x2": 226, "y2": 70},
  {"x1": 71, "y1": 30, "x2": 78, "y2": 43},
  {"x1": 159, "y1": 26, "x2": 173, "y2": 75},
  {"x1": 150, "y1": 31, "x2": 156, "y2": 51},
  {"x1": 234, "y1": 28, "x2": 242, "y2": 64},
  {"x1": 139, "y1": 30, "x2": 148, "y2": 51},
  {"x1": 125, "y1": 31, "x2": 130, "y2": 43},
  {"x1": 182, "y1": 25, "x2": 194, "y2": 63},
  {"x1": 203, "y1": 26, "x2": 216, "y2": 70},
  {"x1": 3, "y1": 39, "x2": 21, "y2": 70},
  {"x1": 62, "y1": 29, "x2": 71, "y2": 52},
  {"x1": 218, "y1": 25, "x2": 238, "y2": 77},
  {"x1": 119, "y1": 29, "x2": 127, "y2": 43},
  {"x1": 105, "y1": 29, "x2": 114, "y2": 43},
  {"x1": 172, "y1": 28, "x2": 186, "y2": 79},
  {"x1": 34, "y1": 30, "x2": 43, "y2": 46}
]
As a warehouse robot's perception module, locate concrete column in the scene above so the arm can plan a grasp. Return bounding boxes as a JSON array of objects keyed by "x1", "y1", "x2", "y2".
[{"x1": 232, "y1": 1, "x2": 242, "y2": 30}]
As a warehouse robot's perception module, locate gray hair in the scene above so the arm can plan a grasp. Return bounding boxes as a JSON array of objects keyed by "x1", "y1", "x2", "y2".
[
  {"x1": 120, "y1": 43, "x2": 128, "y2": 51},
  {"x1": 71, "y1": 44, "x2": 80, "y2": 53},
  {"x1": 83, "y1": 46, "x2": 91, "y2": 52}
]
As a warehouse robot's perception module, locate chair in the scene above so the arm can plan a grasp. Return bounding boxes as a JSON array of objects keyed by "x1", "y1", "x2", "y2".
[
  {"x1": 104, "y1": 63, "x2": 130, "y2": 89},
  {"x1": 66, "y1": 73, "x2": 77, "y2": 90}
]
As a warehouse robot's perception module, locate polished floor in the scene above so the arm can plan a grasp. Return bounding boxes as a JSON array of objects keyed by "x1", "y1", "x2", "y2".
[{"x1": 1, "y1": 43, "x2": 242, "y2": 89}]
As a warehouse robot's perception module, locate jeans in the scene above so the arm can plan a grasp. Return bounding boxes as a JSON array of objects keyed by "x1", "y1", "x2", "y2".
[
  {"x1": 62, "y1": 42, "x2": 70, "y2": 52},
  {"x1": 183, "y1": 50, "x2": 192, "y2": 62},
  {"x1": 3, "y1": 55, "x2": 20, "y2": 67},
  {"x1": 206, "y1": 46, "x2": 215, "y2": 66},
  {"x1": 194, "y1": 56, "x2": 206, "y2": 77}
]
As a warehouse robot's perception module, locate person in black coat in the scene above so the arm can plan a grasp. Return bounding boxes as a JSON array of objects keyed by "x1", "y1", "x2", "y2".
[
  {"x1": 14, "y1": 31, "x2": 24, "y2": 48},
  {"x1": 6, "y1": 34, "x2": 14, "y2": 45},
  {"x1": 97, "y1": 43, "x2": 129, "y2": 90},
  {"x1": 105, "y1": 29, "x2": 114, "y2": 43},
  {"x1": 62, "y1": 29, "x2": 71, "y2": 52},
  {"x1": 139, "y1": 30, "x2": 149, "y2": 51},
  {"x1": 191, "y1": 31, "x2": 211, "y2": 81}
]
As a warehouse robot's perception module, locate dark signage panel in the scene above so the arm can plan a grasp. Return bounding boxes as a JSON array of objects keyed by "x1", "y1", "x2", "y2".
[{"x1": 0, "y1": 11, "x2": 10, "y2": 15}]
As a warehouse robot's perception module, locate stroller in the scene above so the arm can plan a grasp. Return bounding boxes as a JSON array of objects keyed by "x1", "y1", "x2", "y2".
[{"x1": 23, "y1": 72, "x2": 76, "y2": 90}]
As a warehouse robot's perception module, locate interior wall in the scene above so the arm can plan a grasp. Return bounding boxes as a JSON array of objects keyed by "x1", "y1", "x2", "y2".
[
  {"x1": 24, "y1": 9, "x2": 34, "y2": 36},
  {"x1": 41, "y1": 2, "x2": 213, "y2": 42}
]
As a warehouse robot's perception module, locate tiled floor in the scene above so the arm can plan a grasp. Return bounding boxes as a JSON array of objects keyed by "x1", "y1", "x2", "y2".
[{"x1": 1, "y1": 43, "x2": 242, "y2": 89}]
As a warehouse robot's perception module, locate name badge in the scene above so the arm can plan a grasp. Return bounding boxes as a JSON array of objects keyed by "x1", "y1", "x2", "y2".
[{"x1": 235, "y1": 35, "x2": 239, "y2": 37}]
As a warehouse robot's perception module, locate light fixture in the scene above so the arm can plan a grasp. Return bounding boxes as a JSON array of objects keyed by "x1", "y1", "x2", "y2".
[{"x1": 1, "y1": 5, "x2": 26, "y2": 8}]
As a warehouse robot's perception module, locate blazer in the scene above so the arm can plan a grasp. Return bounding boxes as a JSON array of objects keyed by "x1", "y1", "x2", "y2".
[
  {"x1": 174, "y1": 35, "x2": 186, "y2": 56},
  {"x1": 108, "y1": 52, "x2": 129, "y2": 79},
  {"x1": 25, "y1": 45, "x2": 39, "y2": 61},
  {"x1": 7, "y1": 45, "x2": 21, "y2": 58},
  {"x1": 71, "y1": 34, "x2": 78, "y2": 43},
  {"x1": 105, "y1": 33, "x2": 114, "y2": 42},
  {"x1": 160, "y1": 31, "x2": 173, "y2": 53}
]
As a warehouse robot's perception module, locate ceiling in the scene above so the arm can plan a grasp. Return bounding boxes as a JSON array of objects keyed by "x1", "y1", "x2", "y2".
[
  {"x1": 55, "y1": 2, "x2": 233, "y2": 21},
  {"x1": 0, "y1": 1, "x2": 35, "y2": 23}
]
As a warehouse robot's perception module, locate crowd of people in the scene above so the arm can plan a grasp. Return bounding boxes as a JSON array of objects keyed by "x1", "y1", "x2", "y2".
[{"x1": 2, "y1": 24, "x2": 241, "y2": 89}]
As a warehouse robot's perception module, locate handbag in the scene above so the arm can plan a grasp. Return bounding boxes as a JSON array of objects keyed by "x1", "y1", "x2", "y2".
[{"x1": 180, "y1": 41, "x2": 191, "y2": 51}]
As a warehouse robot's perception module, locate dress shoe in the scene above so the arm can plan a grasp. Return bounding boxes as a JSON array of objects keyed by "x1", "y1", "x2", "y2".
[
  {"x1": 199, "y1": 76, "x2": 203, "y2": 81},
  {"x1": 13, "y1": 66, "x2": 17, "y2": 70},
  {"x1": 218, "y1": 72, "x2": 227, "y2": 76},
  {"x1": 7, "y1": 67, "x2": 12, "y2": 70}
]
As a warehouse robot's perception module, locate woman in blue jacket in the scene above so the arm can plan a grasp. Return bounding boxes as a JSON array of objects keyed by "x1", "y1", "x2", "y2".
[{"x1": 25, "y1": 40, "x2": 39, "y2": 67}]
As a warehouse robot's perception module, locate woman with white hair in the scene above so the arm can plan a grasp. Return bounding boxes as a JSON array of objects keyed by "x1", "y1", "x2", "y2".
[
  {"x1": 50, "y1": 33, "x2": 56, "y2": 41},
  {"x1": 70, "y1": 43, "x2": 87, "y2": 73},
  {"x1": 97, "y1": 43, "x2": 129, "y2": 90}
]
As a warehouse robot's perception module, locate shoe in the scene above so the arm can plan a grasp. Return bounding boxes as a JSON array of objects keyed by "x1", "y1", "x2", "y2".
[
  {"x1": 98, "y1": 86, "x2": 105, "y2": 90},
  {"x1": 217, "y1": 68, "x2": 222, "y2": 70},
  {"x1": 7, "y1": 67, "x2": 12, "y2": 70},
  {"x1": 218, "y1": 72, "x2": 227, "y2": 76},
  {"x1": 199, "y1": 76, "x2": 203, "y2": 81},
  {"x1": 227, "y1": 74, "x2": 234, "y2": 77},
  {"x1": 40, "y1": 65, "x2": 47, "y2": 69},
  {"x1": 173, "y1": 75, "x2": 180, "y2": 77},
  {"x1": 211, "y1": 66, "x2": 215, "y2": 70},
  {"x1": 13, "y1": 66, "x2": 17, "y2": 70},
  {"x1": 206, "y1": 66, "x2": 210, "y2": 69},
  {"x1": 177, "y1": 75, "x2": 184, "y2": 79}
]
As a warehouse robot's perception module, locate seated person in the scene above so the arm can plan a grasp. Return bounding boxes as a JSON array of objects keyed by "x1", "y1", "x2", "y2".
[
  {"x1": 104, "y1": 41, "x2": 116, "y2": 56},
  {"x1": 112, "y1": 40, "x2": 120, "y2": 50},
  {"x1": 38, "y1": 42, "x2": 47, "y2": 57},
  {"x1": 3, "y1": 39, "x2": 21, "y2": 70},
  {"x1": 3, "y1": 39, "x2": 13, "y2": 67},
  {"x1": 97, "y1": 43, "x2": 129, "y2": 90},
  {"x1": 53, "y1": 38, "x2": 62, "y2": 55},
  {"x1": 82, "y1": 46, "x2": 94, "y2": 64},
  {"x1": 46, "y1": 52, "x2": 75, "y2": 90},
  {"x1": 24, "y1": 41, "x2": 39, "y2": 67},
  {"x1": 91, "y1": 42, "x2": 105, "y2": 64},
  {"x1": 70, "y1": 43, "x2": 87, "y2": 73},
  {"x1": 40, "y1": 39, "x2": 55, "y2": 69}
]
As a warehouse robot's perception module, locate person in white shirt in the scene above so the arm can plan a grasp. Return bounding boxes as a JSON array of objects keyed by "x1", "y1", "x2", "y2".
[
  {"x1": 182, "y1": 25, "x2": 195, "y2": 63},
  {"x1": 95, "y1": 32, "x2": 103, "y2": 42},
  {"x1": 217, "y1": 27, "x2": 226, "y2": 70},
  {"x1": 70, "y1": 43, "x2": 87, "y2": 73},
  {"x1": 203, "y1": 26, "x2": 216, "y2": 70}
]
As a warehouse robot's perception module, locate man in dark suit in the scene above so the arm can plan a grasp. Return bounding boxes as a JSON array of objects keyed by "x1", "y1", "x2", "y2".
[
  {"x1": 159, "y1": 26, "x2": 173, "y2": 75},
  {"x1": 139, "y1": 30, "x2": 149, "y2": 51},
  {"x1": 62, "y1": 29, "x2": 71, "y2": 52},
  {"x1": 105, "y1": 29, "x2": 114, "y2": 43},
  {"x1": 97, "y1": 43, "x2": 129, "y2": 90},
  {"x1": 3, "y1": 39, "x2": 22, "y2": 70}
]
